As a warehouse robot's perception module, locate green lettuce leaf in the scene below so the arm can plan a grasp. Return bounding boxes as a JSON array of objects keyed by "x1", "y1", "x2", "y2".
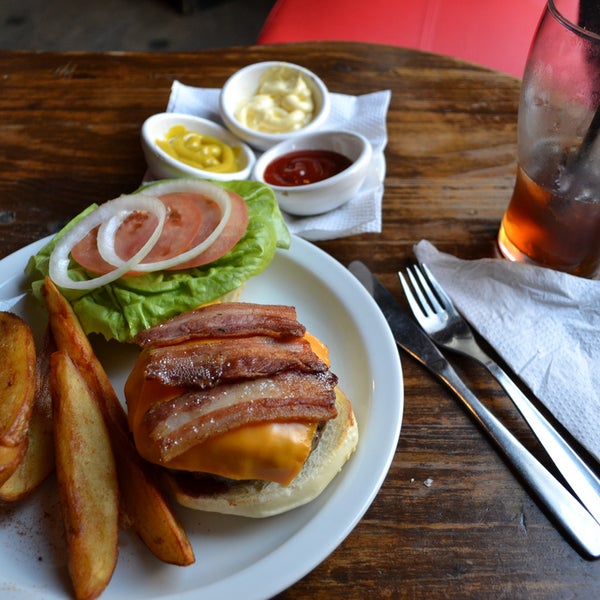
[{"x1": 26, "y1": 179, "x2": 290, "y2": 343}]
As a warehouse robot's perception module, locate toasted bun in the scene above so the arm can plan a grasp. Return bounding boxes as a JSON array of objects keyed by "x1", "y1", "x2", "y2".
[
  {"x1": 164, "y1": 388, "x2": 358, "y2": 518},
  {"x1": 216, "y1": 285, "x2": 244, "y2": 303}
]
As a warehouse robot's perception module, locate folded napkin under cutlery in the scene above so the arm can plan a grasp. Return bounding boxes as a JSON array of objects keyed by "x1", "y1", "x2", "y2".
[
  {"x1": 166, "y1": 81, "x2": 391, "y2": 241},
  {"x1": 414, "y1": 240, "x2": 600, "y2": 464}
]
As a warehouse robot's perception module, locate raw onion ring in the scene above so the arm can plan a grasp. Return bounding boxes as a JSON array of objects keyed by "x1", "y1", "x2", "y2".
[
  {"x1": 49, "y1": 194, "x2": 167, "y2": 291},
  {"x1": 97, "y1": 180, "x2": 233, "y2": 272}
]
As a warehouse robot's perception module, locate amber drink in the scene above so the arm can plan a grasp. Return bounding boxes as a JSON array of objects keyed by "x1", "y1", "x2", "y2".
[
  {"x1": 497, "y1": 0, "x2": 600, "y2": 278},
  {"x1": 498, "y1": 154, "x2": 600, "y2": 277}
]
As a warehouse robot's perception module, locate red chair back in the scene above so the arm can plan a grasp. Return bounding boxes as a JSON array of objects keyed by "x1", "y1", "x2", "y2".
[{"x1": 257, "y1": 0, "x2": 548, "y2": 78}]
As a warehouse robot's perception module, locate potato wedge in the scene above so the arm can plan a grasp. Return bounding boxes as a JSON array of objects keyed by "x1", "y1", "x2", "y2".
[
  {"x1": 51, "y1": 350, "x2": 118, "y2": 600},
  {"x1": 43, "y1": 277, "x2": 195, "y2": 566},
  {"x1": 112, "y1": 433, "x2": 197, "y2": 565},
  {"x1": 0, "y1": 440, "x2": 28, "y2": 487},
  {"x1": 0, "y1": 311, "x2": 36, "y2": 447},
  {"x1": 0, "y1": 329, "x2": 55, "y2": 501}
]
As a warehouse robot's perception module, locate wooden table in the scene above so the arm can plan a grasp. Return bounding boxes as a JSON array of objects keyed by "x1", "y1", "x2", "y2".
[{"x1": 1, "y1": 42, "x2": 598, "y2": 598}]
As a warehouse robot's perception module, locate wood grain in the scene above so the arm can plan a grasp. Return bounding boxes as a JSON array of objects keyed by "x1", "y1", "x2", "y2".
[{"x1": 0, "y1": 42, "x2": 598, "y2": 599}]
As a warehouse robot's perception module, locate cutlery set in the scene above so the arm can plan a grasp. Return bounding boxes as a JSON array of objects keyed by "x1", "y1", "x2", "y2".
[{"x1": 348, "y1": 260, "x2": 600, "y2": 558}]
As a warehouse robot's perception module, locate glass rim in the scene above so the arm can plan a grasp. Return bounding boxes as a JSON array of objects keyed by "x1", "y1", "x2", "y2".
[{"x1": 548, "y1": 0, "x2": 600, "y2": 42}]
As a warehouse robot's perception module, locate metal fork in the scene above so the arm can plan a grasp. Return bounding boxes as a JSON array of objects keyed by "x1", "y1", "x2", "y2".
[{"x1": 399, "y1": 262, "x2": 600, "y2": 526}]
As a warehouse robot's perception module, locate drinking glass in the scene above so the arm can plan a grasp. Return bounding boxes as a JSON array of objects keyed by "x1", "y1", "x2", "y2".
[{"x1": 497, "y1": 0, "x2": 600, "y2": 278}]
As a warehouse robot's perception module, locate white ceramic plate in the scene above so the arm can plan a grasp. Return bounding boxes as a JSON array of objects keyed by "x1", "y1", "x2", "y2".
[{"x1": 0, "y1": 234, "x2": 403, "y2": 599}]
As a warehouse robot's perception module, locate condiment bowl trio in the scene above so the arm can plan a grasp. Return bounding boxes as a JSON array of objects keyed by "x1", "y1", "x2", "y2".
[{"x1": 140, "y1": 61, "x2": 372, "y2": 216}]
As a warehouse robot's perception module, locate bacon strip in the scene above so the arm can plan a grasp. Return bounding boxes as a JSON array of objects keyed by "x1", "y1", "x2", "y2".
[
  {"x1": 135, "y1": 302, "x2": 306, "y2": 347},
  {"x1": 141, "y1": 370, "x2": 338, "y2": 463},
  {"x1": 141, "y1": 335, "x2": 327, "y2": 389}
]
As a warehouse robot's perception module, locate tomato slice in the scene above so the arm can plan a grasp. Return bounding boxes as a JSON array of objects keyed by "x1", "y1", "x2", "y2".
[
  {"x1": 169, "y1": 191, "x2": 249, "y2": 270},
  {"x1": 70, "y1": 225, "x2": 115, "y2": 275},
  {"x1": 120, "y1": 193, "x2": 203, "y2": 263},
  {"x1": 70, "y1": 190, "x2": 248, "y2": 276},
  {"x1": 71, "y1": 193, "x2": 202, "y2": 275}
]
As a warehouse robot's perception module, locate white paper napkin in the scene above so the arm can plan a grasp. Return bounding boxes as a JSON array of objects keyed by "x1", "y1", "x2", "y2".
[
  {"x1": 166, "y1": 80, "x2": 391, "y2": 240},
  {"x1": 414, "y1": 239, "x2": 600, "y2": 463}
]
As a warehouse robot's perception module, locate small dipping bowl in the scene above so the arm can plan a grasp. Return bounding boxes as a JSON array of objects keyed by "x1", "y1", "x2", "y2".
[
  {"x1": 219, "y1": 61, "x2": 331, "y2": 151},
  {"x1": 141, "y1": 112, "x2": 256, "y2": 181},
  {"x1": 253, "y1": 131, "x2": 372, "y2": 216}
]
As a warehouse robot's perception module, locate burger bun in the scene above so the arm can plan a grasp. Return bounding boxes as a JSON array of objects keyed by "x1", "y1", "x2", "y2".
[{"x1": 165, "y1": 388, "x2": 358, "y2": 518}]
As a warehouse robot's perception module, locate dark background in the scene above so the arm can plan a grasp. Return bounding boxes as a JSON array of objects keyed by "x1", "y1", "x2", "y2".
[{"x1": 0, "y1": 0, "x2": 276, "y2": 52}]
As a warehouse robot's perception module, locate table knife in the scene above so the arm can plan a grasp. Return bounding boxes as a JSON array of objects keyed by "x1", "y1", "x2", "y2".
[{"x1": 347, "y1": 260, "x2": 600, "y2": 558}]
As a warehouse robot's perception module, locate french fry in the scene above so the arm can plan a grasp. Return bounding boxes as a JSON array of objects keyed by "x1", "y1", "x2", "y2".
[
  {"x1": 0, "y1": 311, "x2": 36, "y2": 448},
  {"x1": 42, "y1": 277, "x2": 195, "y2": 566},
  {"x1": 51, "y1": 350, "x2": 119, "y2": 600},
  {"x1": 0, "y1": 329, "x2": 55, "y2": 501}
]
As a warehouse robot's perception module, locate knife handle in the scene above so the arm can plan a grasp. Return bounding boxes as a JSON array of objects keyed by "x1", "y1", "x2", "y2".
[{"x1": 437, "y1": 361, "x2": 600, "y2": 558}]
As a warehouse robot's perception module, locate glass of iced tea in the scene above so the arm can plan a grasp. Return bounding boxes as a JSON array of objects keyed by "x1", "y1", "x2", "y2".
[{"x1": 497, "y1": 0, "x2": 600, "y2": 278}]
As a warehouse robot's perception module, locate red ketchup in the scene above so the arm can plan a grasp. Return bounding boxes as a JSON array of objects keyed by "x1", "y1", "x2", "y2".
[{"x1": 264, "y1": 150, "x2": 353, "y2": 187}]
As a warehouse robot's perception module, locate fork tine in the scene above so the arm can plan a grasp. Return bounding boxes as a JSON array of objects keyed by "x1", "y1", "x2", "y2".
[
  {"x1": 405, "y1": 268, "x2": 434, "y2": 317},
  {"x1": 411, "y1": 265, "x2": 444, "y2": 314},
  {"x1": 419, "y1": 263, "x2": 459, "y2": 317},
  {"x1": 407, "y1": 268, "x2": 435, "y2": 316},
  {"x1": 398, "y1": 271, "x2": 429, "y2": 321}
]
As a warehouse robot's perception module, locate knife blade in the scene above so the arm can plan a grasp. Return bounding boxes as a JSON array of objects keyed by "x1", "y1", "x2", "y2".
[{"x1": 348, "y1": 260, "x2": 600, "y2": 558}]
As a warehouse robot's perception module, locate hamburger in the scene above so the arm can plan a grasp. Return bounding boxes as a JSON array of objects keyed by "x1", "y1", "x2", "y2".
[{"x1": 124, "y1": 302, "x2": 359, "y2": 517}]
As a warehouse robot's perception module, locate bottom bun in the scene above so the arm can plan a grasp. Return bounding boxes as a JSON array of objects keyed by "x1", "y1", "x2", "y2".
[{"x1": 165, "y1": 388, "x2": 358, "y2": 518}]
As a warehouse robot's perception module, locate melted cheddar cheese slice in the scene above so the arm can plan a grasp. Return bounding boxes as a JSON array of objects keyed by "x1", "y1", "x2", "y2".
[
  {"x1": 161, "y1": 421, "x2": 318, "y2": 485},
  {"x1": 126, "y1": 332, "x2": 330, "y2": 486}
]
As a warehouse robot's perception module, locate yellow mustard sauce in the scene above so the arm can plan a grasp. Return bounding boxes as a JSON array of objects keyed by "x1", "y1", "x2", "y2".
[
  {"x1": 235, "y1": 66, "x2": 315, "y2": 134},
  {"x1": 156, "y1": 125, "x2": 242, "y2": 173}
]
